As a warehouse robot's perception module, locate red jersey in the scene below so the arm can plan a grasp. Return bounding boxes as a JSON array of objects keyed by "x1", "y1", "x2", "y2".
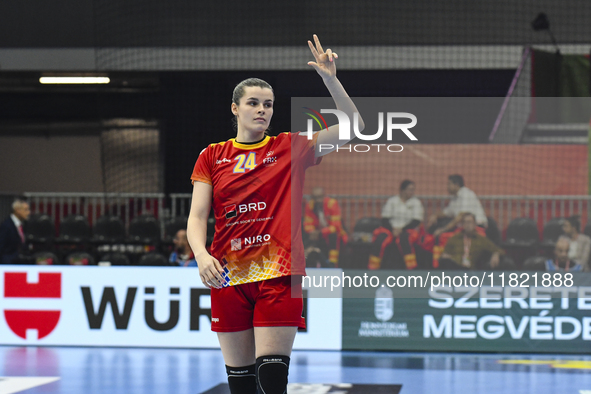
[{"x1": 191, "y1": 132, "x2": 320, "y2": 286}]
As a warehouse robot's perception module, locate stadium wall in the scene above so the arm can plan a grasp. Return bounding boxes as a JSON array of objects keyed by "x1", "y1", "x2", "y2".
[
  {"x1": 0, "y1": 0, "x2": 590, "y2": 48},
  {"x1": 0, "y1": 135, "x2": 103, "y2": 193}
]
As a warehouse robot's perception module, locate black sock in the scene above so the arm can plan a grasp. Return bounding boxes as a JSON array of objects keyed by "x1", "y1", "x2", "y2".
[
  {"x1": 226, "y1": 364, "x2": 257, "y2": 394},
  {"x1": 256, "y1": 355, "x2": 290, "y2": 394}
]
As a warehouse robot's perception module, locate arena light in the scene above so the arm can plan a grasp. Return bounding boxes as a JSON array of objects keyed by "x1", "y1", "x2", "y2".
[{"x1": 39, "y1": 76, "x2": 111, "y2": 84}]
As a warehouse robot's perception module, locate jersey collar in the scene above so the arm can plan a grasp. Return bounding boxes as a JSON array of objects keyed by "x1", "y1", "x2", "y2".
[{"x1": 232, "y1": 136, "x2": 270, "y2": 150}]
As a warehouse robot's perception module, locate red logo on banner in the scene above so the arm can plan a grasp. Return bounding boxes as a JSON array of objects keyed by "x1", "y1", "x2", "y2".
[{"x1": 3, "y1": 272, "x2": 62, "y2": 340}]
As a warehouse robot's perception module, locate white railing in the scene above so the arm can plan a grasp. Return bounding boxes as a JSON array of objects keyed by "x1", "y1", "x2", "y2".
[
  {"x1": 23, "y1": 192, "x2": 591, "y2": 238},
  {"x1": 169, "y1": 193, "x2": 193, "y2": 220}
]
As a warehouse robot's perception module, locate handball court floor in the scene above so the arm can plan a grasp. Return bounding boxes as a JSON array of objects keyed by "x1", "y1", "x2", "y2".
[{"x1": 0, "y1": 346, "x2": 590, "y2": 394}]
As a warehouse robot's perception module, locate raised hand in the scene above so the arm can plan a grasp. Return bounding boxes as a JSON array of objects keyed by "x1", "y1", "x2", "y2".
[{"x1": 307, "y1": 34, "x2": 337, "y2": 80}]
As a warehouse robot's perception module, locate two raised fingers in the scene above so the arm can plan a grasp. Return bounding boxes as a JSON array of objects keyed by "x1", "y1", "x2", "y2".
[
  {"x1": 325, "y1": 48, "x2": 338, "y2": 62},
  {"x1": 308, "y1": 34, "x2": 337, "y2": 62}
]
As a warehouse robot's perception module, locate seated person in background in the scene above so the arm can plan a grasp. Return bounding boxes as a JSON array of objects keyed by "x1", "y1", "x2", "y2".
[
  {"x1": 370, "y1": 179, "x2": 424, "y2": 269},
  {"x1": 169, "y1": 229, "x2": 197, "y2": 267},
  {"x1": 304, "y1": 187, "x2": 347, "y2": 266},
  {"x1": 546, "y1": 237, "x2": 583, "y2": 272},
  {"x1": 561, "y1": 216, "x2": 590, "y2": 272},
  {"x1": 382, "y1": 180, "x2": 424, "y2": 237},
  {"x1": 439, "y1": 213, "x2": 509, "y2": 270},
  {"x1": 427, "y1": 174, "x2": 487, "y2": 237}
]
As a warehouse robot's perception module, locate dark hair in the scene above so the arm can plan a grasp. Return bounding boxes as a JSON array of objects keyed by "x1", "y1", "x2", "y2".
[
  {"x1": 462, "y1": 212, "x2": 476, "y2": 222},
  {"x1": 448, "y1": 174, "x2": 464, "y2": 188},
  {"x1": 399, "y1": 179, "x2": 414, "y2": 192},
  {"x1": 232, "y1": 78, "x2": 274, "y2": 105},
  {"x1": 231, "y1": 78, "x2": 274, "y2": 133},
  {"x1": 564, "y1": 216, "x2": 581, "y2": 233}
]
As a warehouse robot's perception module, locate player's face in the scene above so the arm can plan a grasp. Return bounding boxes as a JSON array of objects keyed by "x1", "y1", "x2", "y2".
[
  {"x1": 447, "y1": 180, "x2": 459, "y2": 195},
  {"x1": 400, "y1": 183, "x2": 415, "y2": 199},
  {"x1": 462, "y1": 215, "x2": 476, "y2": 234},
  {"x1": 174, "y1": 230, "x2": 188, "y2": 250},
  {"x1": 232, "y1": 86, "x2": 274, "y2": 134},
  {"x1": 15, "y1": 203, "x2": 30, "y2": 221},
  {"x1": 311, "y1": 188, "x2": 324, "y2": 204}
]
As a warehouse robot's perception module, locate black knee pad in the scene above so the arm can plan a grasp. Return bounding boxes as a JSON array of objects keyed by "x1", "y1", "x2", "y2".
[
  {"x1": 226, "y1": 364, "x2": 257, "y2": 394},
  {"x1": 256, "y1": 355, "x2": 290, "y2": 394}
]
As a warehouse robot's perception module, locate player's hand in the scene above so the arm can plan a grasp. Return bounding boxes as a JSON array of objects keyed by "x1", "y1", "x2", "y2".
[
  {"x1": 307, "y1": 34, "x2": 337, "y2": 80},
  {"x1": 197, "y1": 253, "x2": 226, "y2": 289},
  {"x1": 433, "y1": 228, "x2": 445, "y2": 238}
]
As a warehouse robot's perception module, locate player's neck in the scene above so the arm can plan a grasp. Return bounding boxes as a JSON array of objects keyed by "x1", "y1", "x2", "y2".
[{"x1": 236, "y1": 129, "x2": 266, "y2": 143}]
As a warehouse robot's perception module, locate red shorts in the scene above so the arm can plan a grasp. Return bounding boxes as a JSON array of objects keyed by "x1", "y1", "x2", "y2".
[{"x1": 210, "y1": 275, "x2": 306, "y2": 332}]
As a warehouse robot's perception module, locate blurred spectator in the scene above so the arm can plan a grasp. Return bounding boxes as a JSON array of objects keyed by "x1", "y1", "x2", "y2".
[
  {"x1": 304, "y1": 187, "x2": 347, "y2": 266},
  {"x1": 169, "y1": 229, "x2": 197, "y2": 267},
  {"x1": 561, "y1": 216, "x2": 590, "y2": 271},
  {"x1": 0, "y1": 198, "x2": 30, "y2": 264},
  {"x1": 545, "y1": 237, "x2": 583, "y2": 272},
  {"x1": 439, "y1": 213, "x2": 510, "y2": 270},
  {"x1": 381, "y1": 180, "x2": 424, "y2": 236},
  {"x1": 370, "y1": 180, "x2": 424, "y2": 269},
  {"x1": 428, "y1": 174, "x2": 487, "y2": 237}
]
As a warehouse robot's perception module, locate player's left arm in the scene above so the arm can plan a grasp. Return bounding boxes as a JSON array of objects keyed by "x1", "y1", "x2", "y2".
[{"x1": 307, "y1": 34, "x2": 365, "y2": 157}]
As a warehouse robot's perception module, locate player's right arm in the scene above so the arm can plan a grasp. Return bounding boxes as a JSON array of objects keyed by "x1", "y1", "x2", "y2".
[
  {"x1": 307, "y1": 34, "x2": 365, "y2": 157},
  {"x1": 187, "y1": 181, "x2": 225, "y2": 289}
]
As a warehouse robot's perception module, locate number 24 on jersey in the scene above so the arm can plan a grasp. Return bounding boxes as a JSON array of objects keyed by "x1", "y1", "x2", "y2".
[{"x1": 233, "y1": 152, "x2": 257, "y2": 173}]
